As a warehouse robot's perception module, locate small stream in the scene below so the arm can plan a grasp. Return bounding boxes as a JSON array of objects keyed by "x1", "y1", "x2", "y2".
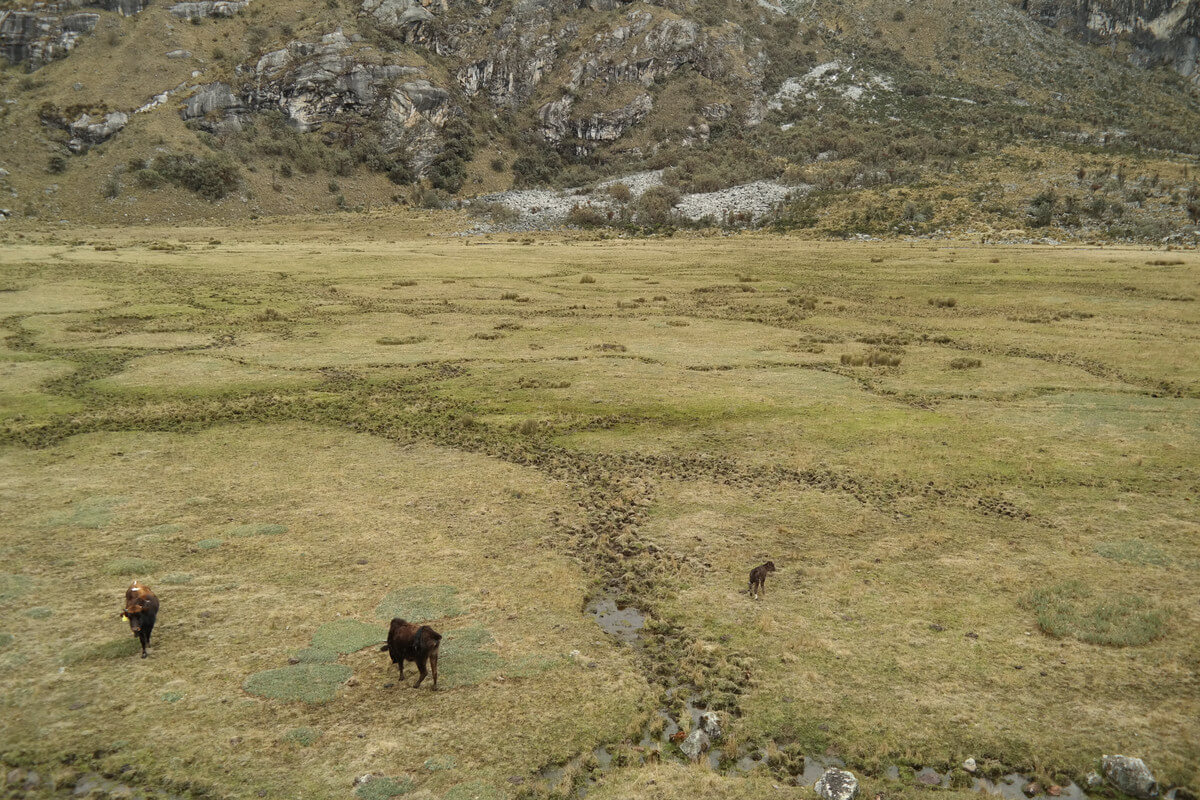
[{"x1": 559, "y1": 591, "x2": 1187, "y2": 800}]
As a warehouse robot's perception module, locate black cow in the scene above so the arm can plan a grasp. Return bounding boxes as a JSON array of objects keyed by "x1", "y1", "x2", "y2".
[
  {"x1": 749, "y1": 561, "x2": 776, "y2": 600},
  {"x1": 380, "y1": 618, "x2": 442, "y2": 689}
]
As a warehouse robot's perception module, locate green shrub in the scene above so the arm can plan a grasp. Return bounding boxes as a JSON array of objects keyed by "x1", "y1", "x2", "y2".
[
  {"x1": 47, "y1": 155, "x2": 67, "y2": 174},
  {"x1": 1025, "y1": 581, "x2": 1166, "y2": 646},
  {"x1": 579, "y1": 274, "x2": 596, "y2": 284},
  {"x1": 151, "y1": 153, "x2": 241, "y2": 200}
]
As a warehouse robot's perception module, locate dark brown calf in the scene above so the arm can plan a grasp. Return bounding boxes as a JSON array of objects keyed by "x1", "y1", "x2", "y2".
[
  {"x1": 380, "y1": 618, "x2": 441, "y2": 689},
  {"x1": 122, "y1": 580, "x2": 159, "y2": 658},
  {"x1": 749, "y1": 561, "x2": 776, "y2": 600}
]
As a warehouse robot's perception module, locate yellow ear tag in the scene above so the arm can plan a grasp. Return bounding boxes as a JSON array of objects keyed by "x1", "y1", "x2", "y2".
[{"x1": 121, "y1": 614, "x2": 129, "y2": 621}]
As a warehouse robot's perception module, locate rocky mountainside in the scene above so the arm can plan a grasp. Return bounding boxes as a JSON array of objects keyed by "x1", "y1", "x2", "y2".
[
  {"x1": 1, "y1": 0, "x2": 1198, "y2": 238},
  {"x1": 1016, "y1": 0, "x2": 1198, "y2": 85}
]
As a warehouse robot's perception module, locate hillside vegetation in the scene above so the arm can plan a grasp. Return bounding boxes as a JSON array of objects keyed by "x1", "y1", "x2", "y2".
[{"x1": 1, "y1": 0, "x2": 1199, "y2": 238}]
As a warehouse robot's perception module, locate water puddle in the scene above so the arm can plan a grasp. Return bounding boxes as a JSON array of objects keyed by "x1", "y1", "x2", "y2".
[{"x1": 584, "y1": 594, "x2": 646, "y2": 644}]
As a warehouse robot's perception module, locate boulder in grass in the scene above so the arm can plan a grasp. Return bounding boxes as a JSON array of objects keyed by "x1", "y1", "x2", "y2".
[
  {"x1": 679, "y1": 729, "x2": 709, "y2": 761},
  {"x1": 815, "y1": 768, "x2": 860, "y2": 800},
  {"x1": 1102, "y1": 755, "x2": 1158, "y2": 800}
]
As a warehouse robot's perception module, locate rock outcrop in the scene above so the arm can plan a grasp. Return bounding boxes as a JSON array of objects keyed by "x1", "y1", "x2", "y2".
[
  {"x1": 1018, "y1": 0, "x2": 1199, "y2": 84},
  {"x1": 181, "y1": 32, "x2": 457, "y2": 174},
  {"x1": 168, "y1": 0, "x2": 251, "y2": 20},
  {"x1": 67, "y1": 110, "x2": 128, "y2": 152},
  {"x1": 537, "y1": 93, "x2": 652, "y2": 154},
  {"x1": 1, "y1": 0, "x2": 147, "y2": 68},
  {"x1": 0, "y1": 9, "x2": 99, "y2": 68}
]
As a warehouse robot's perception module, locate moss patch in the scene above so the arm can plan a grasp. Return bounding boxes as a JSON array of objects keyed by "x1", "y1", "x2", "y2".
[
  {"x1": 374, "y1": 585, "x2": 464, "y2": 623},
  {"x1": 293, "y1": 647, "x2": 338, "y2": 664},
  {"x1": 0, "y1": 574, "x2": 32, "y2": 606},
  {"x1": 228, "y1": 523, "x2": 287, "y2": 538},
  {"x1": 310, "y1": 619, "x2": 385, "y2": 654},
  {"x1": 46, "y1": 495, "x2": 126, "y2": 529},
  {"x1": 24, "y1": 606, "x2": 53, "y2": 619},
  {"x1": 439, "y1": 626, "x2": 504, "y2": 689},
  {"x1": 104, "y1": 557, "x2": 158, "y2": 576},
  {"x1": 282, "y1": 727, "x2": 322, "y2": 747},
  {"x1": 61, "y1": 637, "x2": 141, "y2": 664},
  {"x1": 196, "y1": 538, "x2": 223, "y2": 550},
  {"x1": 1094, "y1": 540, "x2": 1171, "y2": 566},
  {"x1": 162, "y1": 691, "x2": 184, "y2": 703},
  {"x1": 242, "y1": 663, "x2": 352, "y2": 703},
  {"x1": 0, "y1": 634, "x2": 13, "y2": 649},
  {"x1": 423, "y1": 756, "x2": 457, "y2": 772},
  {"x1": 442, "y1": 780, "x2": 504, "y2": 800},
  {"x1": 355, "y1": 776, "x2": 414, "y2": 799},
  {"x1": 1026, "y1": 581, "x2": 1168, "y2": 646}
]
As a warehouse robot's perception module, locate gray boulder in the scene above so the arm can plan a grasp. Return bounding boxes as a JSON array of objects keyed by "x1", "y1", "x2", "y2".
[
  {"x1": 699, "y1": 711, "x2": 722, "y2": 740},
  {"x1": 1102, "y1": 755, "x2": 1158, "y2": 800},
  {"x1": 815, "y1": 768, "x2": 860, "y2": 800},
  {"x1": 679, "y1": 728, "x2": 709, "y2": 761}
]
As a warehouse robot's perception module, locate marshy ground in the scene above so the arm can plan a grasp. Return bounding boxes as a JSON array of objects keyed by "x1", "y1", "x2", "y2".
[{"x1": 0, "y1": 216, "x2": 1197, "y2": 799}]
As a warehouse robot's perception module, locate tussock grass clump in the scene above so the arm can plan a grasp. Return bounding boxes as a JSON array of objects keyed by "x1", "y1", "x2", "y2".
[
  {"x1": 0, "y1": 633, "x2": 13, "y2": 649},
  {"x1": 1146, "y1": 259, "x2": 1185, "y2": 266},
  {"x1": 0, "y1": 574, "x2": 32, "y2": 606},
  {"x1": 228, "y1": 523, "x2": 287, "y2": 537},
  {"x1": 391, "y1": 279, "x2": 418, "y2": 287},
  {"x1": 282, "y1": 727, "x2": 321, "y2": 747},
  {"x1": 375, "y1": 586, "x2": 463, "y2": 622},
  {"x1": 310, "y1": 620, "x2": 385, "y2": 654},
  {"x1": 788, "y1": 296, "x2": 818, "y2": 309},
  {"x1": 1094, "y1": 540, "x2": 1170, "y2": 566},
  {"x1": 579, "y1": 274, "x2": 596, "y2": 284},
  {"x1": 25, "y1": 607, "x2": 53, "y2": 619},
  {"x1": 377, "y1": 335, "x2": 427, "y2": 346},
  {"x1": 494, "y1": 321, "x2": 523, "y2": 331},
  {"x1": 517, "y1": 418, "x2": 540, "y2": 436},
  {"x1": 470, "y1": 332, "x2": 504, "y2": 341},
  {"x1": 163, "y1": 573, "x2": 194, "y2": 584},
  {"x1": 500, "y1": 292, "x2": 520, "y2": 300},
  {"x1": 842, "y1": 351, "x2": 902, "y2": 367},
  {"x1": 104, "y1": 557, "x2": 158, "y2": 575},
  {"x1": 196, "y1": 538, "x2": 222, "y2": 550},
  {"x1": 61, "y1": 638, "x2": 140, "y2": 664},
  {"x1": 1025, "y1": 581, "x2": 1167, "y2": 646},
  {"x1": 590, "y1": 343, "x2": 627, "y2": 352},
  {"x1": 355, "y1": 776, "x2": 414, "y2": 799},
  {"x1": 243, "y1": 663, "x2": 352, "y2": 702},
  {"x1": 950, "y1": 357, "x2": 982, "y2": 369},
  {"x1": 928, "y1": 297, "x2": 957, "y2": 308}
]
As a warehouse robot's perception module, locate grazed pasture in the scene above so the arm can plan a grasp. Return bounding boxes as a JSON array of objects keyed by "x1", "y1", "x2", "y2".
[{"x1": 0, "y1": 218, "x2": 1197, "y2": 799}]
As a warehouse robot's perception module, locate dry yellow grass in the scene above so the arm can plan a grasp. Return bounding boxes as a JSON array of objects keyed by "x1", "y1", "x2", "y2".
[{"x1": 0, "y1": 222, "x2": 1196, "y2": 798}]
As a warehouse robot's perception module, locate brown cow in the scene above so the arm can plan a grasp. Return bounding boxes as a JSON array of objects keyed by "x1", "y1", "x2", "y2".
[
  {"x1": 748, "y1": 561, "x2": 776, "y2": 600},
  {"x1": 379, "y1": 618, "x2": 441, "y2": 689},
  {"x1": 122, "y1": 580, "x2": 159, "y2": 658}
]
